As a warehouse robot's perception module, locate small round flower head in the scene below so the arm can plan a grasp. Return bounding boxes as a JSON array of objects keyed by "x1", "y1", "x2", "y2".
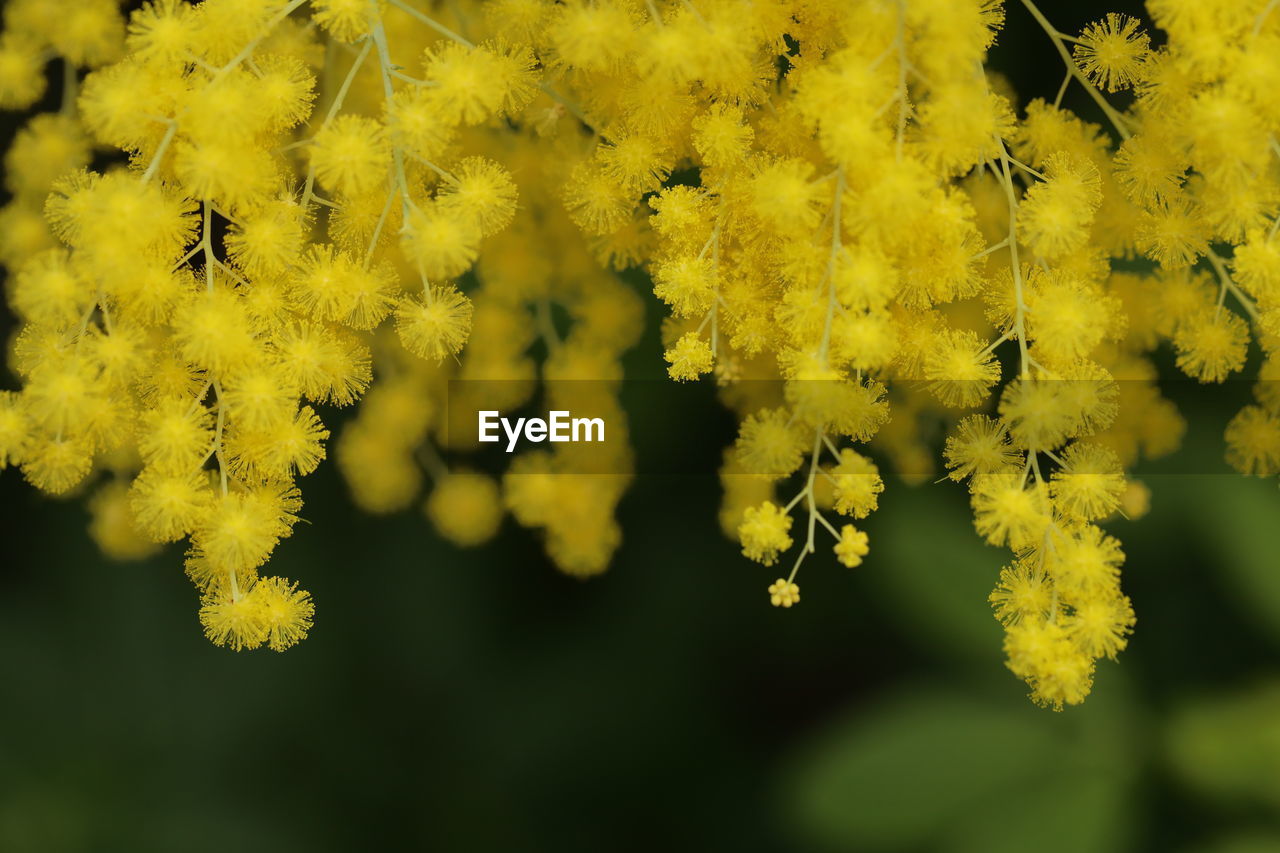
[
  {"x1": 138, "y1": 395, "x2": 214, "y2": 474},
  {"x1": 547, "y1": 0, "x2": 637, "y2": 73},
  {"x1": 221, "y1": 365, "x2": 298, "y2": 432},
  {"x1": 734, "y1": 407, "x2": 807, "y2": 479},
  {"x1": 200, "y1": 585, "x2": 270, "y2": 651},
  {"x1": 1136, "y1": 194, "x2": 1209, "y2": 269},
  {"x1": 386, "y1": 86, "x2": 455, "y2": 164},
  {"x1": 12, "y1": 249, "x2": 92, "y2": 330},
  {"x1": 254, "y1": 576, "x2": 315, "y2": 652},
  {"x1": 1232, "y1": 229, "x2": 1280, "y2": 305},
  {"x1": 183, "y1": 69, "x2": 273, "y2": 145},
  {"x1": 23, "y1": 357, "x2": 100, "y2": 437},
  {"x1": 1049, "y1": 524, "x2": 1124, "y2": 600},
  {"x1": 21, "y1": 434, "x2": 93, "y2": 495},
  {"x1": 437, "y1": 157, "x2": 518, "y2": 238},
  {"x1": 274, "y1": 323, "x2": 371, "y2": 407},
  {"x1": 422, "y1": 40, "x2": 538, "y2": 125},
  {"x1": 126, "y1": 0, "x2": 199, "y2": 62},
  {"x1": 1119, "y1": 481, "x2": 1151, "y2": 521},
  {"x1": 130, "y1": 466, "x2": 211, "y2": 543},
  {"x1": 829, "y1": 449, "x2": 883, "y2": 518},
  {"x1": 1018, "y1": 154, "x2": 1102, "y2": 260},
  {"x1": 1066, "y1": 594, "x2": 1135, "y2": 660},
  {"x1": 1025, "y1": 272, "x2": 1120, "y2": 369},
  {"x1": 652, "y1": 256, "x2": 716, "y2": 318},
  {"x1": 88, "y1": 481, "x2": 161, "y2": 561},
  {"x1": 0, "y1": 34, "x2": 47, "y2": 110},
  {"x1": 1051, "y1": 442, "x2": 1126, "y2": 521},
  {"x1": 309, "y1": 115, "x2": 390, "y2": 196},
  {"x1": 0, "y1": 200, "x2": 56, "y2": 267},
  {"x1": 312, "y1": 0, "x2": 381, "y2": 43},
  {"x1": 1173, "y1": 310, "x2": 1249, "y2": 383},
  {"x1": 922, "y1": 328, "x2": 1001, "y2": 407},
  {"x1": 739, "y1": 501, "x2": 793, "y2": 566},
  {"x1": 998, "y1": 378, "x2": 1081, "y2": 451},
  {"x1": 747, "y1": 158, "x2": 825, "y2": 236},
  {"x1": 970, "y1": 473, "x2": 1051, "y2": 550},
  {"x1": 1003, "y1": 617, "x2": 1095, "y2": 710},
  {"x1": 5, "y1": 115, "x2": 92, "y2": 199},
  {"x1": 225, "y1": 198, "x2": 307, "y2": 277},
  {"x1": 834, "y1": 524, "x2": 869, "y2": 568},
  {"x1": 171, "y1": 287, "x2": 259, "y2": 375},
  {"x1": 664, "y1": 332, "x2": 714, "y2": 381},
  {"x1": 692, "y1": 103, "x2": 753, "y2": 172},
  {"x1": 0, "y1": 391, "x2": 33, "y2": 469},
  {"x1": 1113, "y1": 133, "x2": 1186, "y2": 206},
  {"x1": 394, "y1": 287, "x2": 474, "y2": 362},
  {"x1": 47, "y1": 0, "x2": 125, "y2": 67},
  {"x1": 254, "y1": 54, "x2": 316, "y2": 132},
  {"x1": 989, "y1": 560, "x2": 1052, "y2": 626},
  {"x1": 402, "y1": 201, "x2": 481, "y2": 280},
  {"x1": 767, "y1": 578, "x2": 800, "y2": 608},
  {"x1": 228, "y1": 405, "x2": 329, "y2": 482},
  {"x1": 173, "y1": 139, "x2": 277, "y2": 210},
  {"x1": 289, "y1": 244, "x2": 396, "y2": 329},
  {"x1": 563, "y1": 161, "x2": 632, "y2": 236},
  {"x1": 944, "y1": 415, "x2": 1019, "y2": 481},
  {"x1": 1225, "y1": 405, "x2": 1280, "y2": 477},
  {"x1": 596, "y1": 133, "x2": 674, "y2": 195},
  {"x1": 1073, "y1": 14, "x2": 1150, "y2": 93},
  {"x1": 425, "y1": 471, "x2": 503, "y2": 547}
]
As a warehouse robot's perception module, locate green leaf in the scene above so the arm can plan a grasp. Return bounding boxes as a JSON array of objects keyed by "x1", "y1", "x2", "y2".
[
  {"x1": 781, "y1": 686, "x2": 1060, "y2": 851},
  {"x1": 943, "y1": 771, "x2": 1132, "y2": 853},
  {"x1": 1185, "y1": 476, "x2": 1280, "y2": 646},
  {"x1": 864, "y1": 483, "x2": 1005, "y2": 663},
  {"x1": 1182, "y1": 832, "x2": 1280, "y2": 853},
  {"x1": 782, "y1": 679, "x2": 1140, "y2": 853},
  {"x1": 1165, "y1": 681, "x2": 1280, "y2": 811}
]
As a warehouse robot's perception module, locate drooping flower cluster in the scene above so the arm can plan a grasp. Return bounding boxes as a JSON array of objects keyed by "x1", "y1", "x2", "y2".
[{"x1": 2, "y1": 0, "x2": 1279, "y2": 711}]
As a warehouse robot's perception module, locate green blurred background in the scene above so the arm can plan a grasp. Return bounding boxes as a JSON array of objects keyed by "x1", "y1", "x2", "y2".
[{"x1": 4, "y1": 1, "x2": 1280, "y2": 851}]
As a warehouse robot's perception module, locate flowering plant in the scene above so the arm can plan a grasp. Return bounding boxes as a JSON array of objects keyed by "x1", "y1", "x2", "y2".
[{"x1": 1, "y1": 0, "x2": 1278, "y2": 711}]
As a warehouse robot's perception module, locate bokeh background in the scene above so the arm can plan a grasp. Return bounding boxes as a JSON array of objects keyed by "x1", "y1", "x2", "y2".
[{"x1": 4, "y1": 1, "x2": 1280, "y2": 851}]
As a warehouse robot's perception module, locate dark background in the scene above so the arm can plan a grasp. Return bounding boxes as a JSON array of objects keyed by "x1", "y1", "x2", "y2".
[{"x1": 4, "y1": 2, "x2": 1280, "y2": 851}]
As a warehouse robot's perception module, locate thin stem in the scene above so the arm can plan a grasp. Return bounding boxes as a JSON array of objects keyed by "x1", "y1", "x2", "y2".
[
  {"x1": 972, "y1": 237, "x2": 1010, "y2": 260},
  {"x1": 369, "y1": 5, "x2": 415, "y2": 223},
  {"x1": 1254, "y1": 0, "x2": 1279, "y2": 37},
  {"x1": 818, "y1": 169, "x2": 845, "y2": 361},
  {"x1": 1018, "y1": 0, "x2": 1132, "y2": 141},
  {"x1": 364, "y1": 179, "x2": 397, "y2": 267},
  {"x1": 142, "y1": 121, "x2": 177, "y2": 183},
  {"x1": 417, "y1": 441, "x2": 450, "y2": 481},
  {"x1": 786, "y1": 429, "x2": 825, "y2": 584},
  {"x1": 202, "y1": 202, "x2": 215, "y2": 292},
  {"x1": 212, "y1": 382, "x2": 229, "y2": 496},
  {"x1": 387, "y1": 0, "x2": 475, "y2": 47},
  {"x1": 60, "y1": 59, "x2": 77, "y2": 116},
  {"x1": 995, "y1": 149, "x2": 1031, "y2": 379},
  {"x1": 1053, "y1": 70, "x2": 1070, "y2": 108},
  {"x1": 1207, "y1": 248, "x2": 1260, "y2": 323},
  {"x1": 302, "y1": 37, "x2": 373, "y2": 209},
  {"x1": 535, "y1": 299, "x2": 561, "y2": 348},
  {"x1": 212, "y1": 0, "x2": 308, "y2": 79},
  {"x1": 894, "y1": 0, "x2": 908, "y2": 160}
]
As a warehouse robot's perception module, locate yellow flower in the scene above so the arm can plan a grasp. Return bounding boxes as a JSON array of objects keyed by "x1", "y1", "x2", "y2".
[
  {"x1": 834, "y1": 525, "x2": 869, "y2": 568},
  {"x1": 767, "y1": 579, "x2": 800, "y2": 608},
  {"x1": 739, "y1": 501, "x2": 793, "y2": 566},
  {"x1": 1073, "y1": 13, "x2": 1150, "y2": 93}
]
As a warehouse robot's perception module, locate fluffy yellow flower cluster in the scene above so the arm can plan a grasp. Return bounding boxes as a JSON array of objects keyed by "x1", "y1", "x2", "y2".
[{"x1": 1, "y1": 0, "x2": 1278, "y2": 710}]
